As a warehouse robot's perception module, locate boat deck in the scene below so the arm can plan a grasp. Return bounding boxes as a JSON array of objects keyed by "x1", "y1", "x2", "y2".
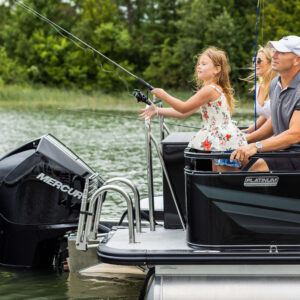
[{"x1": 97, "y1": 227, "x2": 300, "y2": 265}]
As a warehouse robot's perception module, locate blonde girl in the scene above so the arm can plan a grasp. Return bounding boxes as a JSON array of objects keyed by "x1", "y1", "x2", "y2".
[{"x1": 140, "y1": 47, "x2": 247, "y2": 171}]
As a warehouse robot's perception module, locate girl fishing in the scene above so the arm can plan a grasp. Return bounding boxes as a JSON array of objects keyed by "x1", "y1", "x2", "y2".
[{"x1": 140, "y1": 46, "x2": 247, "y2": 171}]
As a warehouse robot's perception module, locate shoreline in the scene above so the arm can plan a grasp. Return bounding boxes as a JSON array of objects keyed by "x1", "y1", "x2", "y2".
[{"x1": 0, "y1": 85, "x2": 254, "y2": 114}]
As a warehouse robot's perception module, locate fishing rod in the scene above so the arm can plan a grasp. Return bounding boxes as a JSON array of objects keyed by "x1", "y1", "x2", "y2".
[{"x1": 14, "y1": 0, "x2": 153, "y2": 105}]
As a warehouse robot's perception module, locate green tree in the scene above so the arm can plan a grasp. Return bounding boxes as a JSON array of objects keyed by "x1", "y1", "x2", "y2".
[
  {"x1": 0, "y1": 0, "x2": 299, "y2": 95},
  {"x1": 0, "y1": 47, "x2": 27, "y2": 85},
  {"x1": 144, "y1": 0, "x2": 244, "y2": 89},
  {"x1": 72, "y1": 0, "x2": 136, "y2": 91},
  {"x1": 259, "y1": 0, "x2": 300, "y2": 42},
  {"x1": 0, "y1": 0, "x2": 136, "y2": 91}
]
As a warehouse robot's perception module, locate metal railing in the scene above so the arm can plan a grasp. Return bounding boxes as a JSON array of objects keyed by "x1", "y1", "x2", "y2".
[
  {"x1": 145, "y1": 97, "x2": 186, "y2": 230},
  {"x1": 76, "y1": 173, "x2": 99, "y2": 251},
  {"x1": 76, "y1": 175, "x2": 138, "y2": 251},
  {"x1": 90, "y1": 177, "x2": 142, "y2": 238},
  {"x1": 85, "y1": 184, "x2": 136, "y2": 243}
]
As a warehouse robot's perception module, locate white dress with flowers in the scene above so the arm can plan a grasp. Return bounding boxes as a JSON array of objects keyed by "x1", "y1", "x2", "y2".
[{"x1": 188, "y1": 85, "x2": 247, "y2": 151}]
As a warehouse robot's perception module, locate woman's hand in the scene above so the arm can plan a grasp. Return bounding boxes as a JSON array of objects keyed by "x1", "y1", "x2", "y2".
[
  {"x1": 151, "y1": 88, "x2": 169, "y2": 100},
  {"x1": 241, "y1": 128, "x2": 251, "y2": 133},
  {"x1": 139, "y1": 104, "x2": 158, "y2": 120}
]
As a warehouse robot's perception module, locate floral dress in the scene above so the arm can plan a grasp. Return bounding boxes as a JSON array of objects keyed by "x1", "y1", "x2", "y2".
[{"x1": 188, "y1": 85, "x2": 247, "y2": 151}]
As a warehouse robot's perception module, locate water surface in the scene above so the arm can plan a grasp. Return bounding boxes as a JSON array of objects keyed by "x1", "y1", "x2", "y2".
[{"x1": 0, "y1": 107, "x2": 253, "y2": 299}]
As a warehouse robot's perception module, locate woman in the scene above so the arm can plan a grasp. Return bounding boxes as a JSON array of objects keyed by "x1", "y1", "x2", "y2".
[{"x1": 243, "y1": 46, "x2": 278, "y2": 133}]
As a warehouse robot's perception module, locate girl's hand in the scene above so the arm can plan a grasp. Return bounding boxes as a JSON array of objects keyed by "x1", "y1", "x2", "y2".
[
  {"x1": 139, "y1": 104, "x2": 158, "y2": 120},
  {"x1": 151, "y1": 88, "x2": 168, "y2": 100}
]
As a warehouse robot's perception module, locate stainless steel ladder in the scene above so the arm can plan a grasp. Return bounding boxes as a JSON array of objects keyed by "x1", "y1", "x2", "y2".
[{"x1": 76, "y1": 174, "x2": 139, "y2": 251}]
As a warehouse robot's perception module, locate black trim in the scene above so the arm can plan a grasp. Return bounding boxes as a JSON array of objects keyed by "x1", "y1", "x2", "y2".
[
  {"x1": 184, "y1": 149, "x2": 300, "y2": 160},
  {"x1": 97, "y1": 244, "x2": 300, "y2": 266}
]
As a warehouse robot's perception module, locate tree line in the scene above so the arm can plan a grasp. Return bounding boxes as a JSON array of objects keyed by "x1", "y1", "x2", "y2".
[{"x1": 0, "y1": 0, "x2": 299, "y2": 97}]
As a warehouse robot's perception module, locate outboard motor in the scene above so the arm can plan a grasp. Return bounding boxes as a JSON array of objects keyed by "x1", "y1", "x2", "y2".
[{"x1": 0, "y1": 134, "x2": 103, "y2": 268}]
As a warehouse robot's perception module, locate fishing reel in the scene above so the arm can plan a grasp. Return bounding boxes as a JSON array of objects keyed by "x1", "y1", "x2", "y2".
[{"x1": 134, "y1": 89, "x2": 152, "y2": 106}]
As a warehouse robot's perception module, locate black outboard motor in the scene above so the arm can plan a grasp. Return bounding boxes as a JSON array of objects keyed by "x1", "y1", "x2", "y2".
[{"x1": 0, "y1": 134, "x2": 103, "y2": 268}]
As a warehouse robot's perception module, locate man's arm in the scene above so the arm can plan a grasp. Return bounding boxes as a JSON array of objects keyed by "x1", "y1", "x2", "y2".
[
  {"x1": 230, "y1": 110, "x2": 300, "y2": 163},
  {"x1": 246, "y1": 118, "x2": 273, "y2": 143},
  {"x1": 258, "y1": 110, "x2": 300, "y2": 151}
]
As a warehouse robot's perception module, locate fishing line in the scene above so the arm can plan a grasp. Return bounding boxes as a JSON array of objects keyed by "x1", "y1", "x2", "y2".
[
  {"x1": 14, "y1": 0, "x2": 154, "y2": 92},
  {"x1": 14, "y1": 0, "x2": 111, "y2": 75},
  {"x1": 57, "y1": 108, "x2": 201, "y2": 130},
  {"x1": 261, "y1": 0, "x2": 264, "y2": 45},
  {"x1": 253, "y1": 0, "x2": 260, "y2": 131},
  {"x1": 90, "y1": 52, "x2": 133, "y2": 97},
  {"x1": 14, "y1": 0, "x2": 133, "y2": 96},
  {"x1": 43, "y1": 14, "x2": 130, "y2": 94},
  {"x1": 35, "y1": 15, "x2": 133, "y2": 95}
]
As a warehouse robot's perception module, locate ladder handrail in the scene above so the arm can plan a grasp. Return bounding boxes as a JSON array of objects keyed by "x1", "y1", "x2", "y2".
[
  {"x1": 90, "y1": 177, "x2": 141, "y2": 239},
  {"x1": 75, "y1": 173, "x2": 98, "y2": 250},
  {"x1": 83, "y1": 184, "x2": 136, "y2": 247}
]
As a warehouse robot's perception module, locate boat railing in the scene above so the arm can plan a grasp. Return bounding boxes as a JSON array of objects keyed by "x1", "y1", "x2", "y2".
[
  {"x1": 76, "y1": 173, "x2": 99, "y2": 251},
  {"x1": 157, "y1": 101, "x2": 170, "y2": 141},
  {"x1": 76, "y1": 176, "x2": 136, "y2": 251},
  {"x1": 184, "y1": 148, "x2": 300, "y2": 172},
  {"x1": 90, "y1": 177, "x2": 141, "y2": 238},
  {"x1": 145, "y1": 97, "x2": 186, "y2": 231}
]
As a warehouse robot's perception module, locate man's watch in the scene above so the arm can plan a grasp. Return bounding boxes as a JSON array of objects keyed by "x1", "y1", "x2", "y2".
[{"x1": 255, "y1": 141, "x2": 263, "y2": 153}]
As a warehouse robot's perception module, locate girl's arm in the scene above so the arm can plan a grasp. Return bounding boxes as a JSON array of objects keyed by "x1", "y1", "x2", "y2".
[
  {"x1": 242, "y1": 115, "x2": 267, "y2": 133},
  {"x1": 139, "y1": 105, "x2": 200, "y2": 120},
  {"x1": 151, "y1": 87, "x2": 213, "y2": 114}
]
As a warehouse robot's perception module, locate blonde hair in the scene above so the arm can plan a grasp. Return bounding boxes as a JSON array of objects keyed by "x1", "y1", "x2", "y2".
[
  {"x1": 244, "y1": 46, "x2": 278, "y2": 101},
  {"x1": 194, "y1": 47, "x2": 235, "y2": 114}
]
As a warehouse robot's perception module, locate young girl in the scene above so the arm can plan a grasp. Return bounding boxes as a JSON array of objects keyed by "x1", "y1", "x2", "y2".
[
  {"x1": 139, "y1": 47, "x2": 247, "y2": 171},
  {"x1": 243, "y1": 46, "x2": 278, "y2": 133}
]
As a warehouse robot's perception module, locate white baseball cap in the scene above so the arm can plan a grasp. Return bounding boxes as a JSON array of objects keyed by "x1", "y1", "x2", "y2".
[{"x1": 268, "y1": 35, "x2": 300, "y2": 56}]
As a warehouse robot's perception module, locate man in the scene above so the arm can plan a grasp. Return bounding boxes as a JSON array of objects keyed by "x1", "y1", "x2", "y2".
[{"x1": 230, "y1": 35, "x2": 300, "y2": 171}]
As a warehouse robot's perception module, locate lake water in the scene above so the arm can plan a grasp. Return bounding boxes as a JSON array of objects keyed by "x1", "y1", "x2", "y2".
[{"x1": 0, "y1": 106, "x2": 253, "y2": 299}]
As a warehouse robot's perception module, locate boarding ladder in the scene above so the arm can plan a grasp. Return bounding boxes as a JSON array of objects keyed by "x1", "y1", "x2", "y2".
[{"x1": 76, "y1": 174, "x2": 141, "y2": 251}]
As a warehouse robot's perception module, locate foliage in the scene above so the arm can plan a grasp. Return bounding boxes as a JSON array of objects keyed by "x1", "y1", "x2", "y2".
[
  {"x1": 258, "y1": 0, "x2": 300, "y2": 41},
  {"x1": 0, "y1": 0, "x2": 299, "y2": 96},
  {"x1": 0, "y1": 47, "x2": 27, "y2": 85}
]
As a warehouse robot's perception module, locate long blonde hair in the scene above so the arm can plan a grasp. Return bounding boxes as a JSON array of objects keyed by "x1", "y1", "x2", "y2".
[
  {"x1": 194, "y1": 47, "x2": 234, "y2": 114},
  {"x1": 244, "y1": 46, "x2": 278, "y2": 101}
]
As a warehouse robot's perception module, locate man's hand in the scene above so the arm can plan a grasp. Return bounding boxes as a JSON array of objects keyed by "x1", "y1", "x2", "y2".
[{"x1": 230, "y1": 143, "x2": 258, "y2": 163}]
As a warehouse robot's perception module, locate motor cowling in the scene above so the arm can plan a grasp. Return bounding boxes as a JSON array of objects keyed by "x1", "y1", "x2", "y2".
[{"x1": 0, "y1": 134, "x2": 103, "y2": 268}]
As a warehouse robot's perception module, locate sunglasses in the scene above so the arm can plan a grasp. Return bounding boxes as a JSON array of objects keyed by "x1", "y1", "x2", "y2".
[{"x1": 252, "y1": 57, "x2": 262, "y2": 64}]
